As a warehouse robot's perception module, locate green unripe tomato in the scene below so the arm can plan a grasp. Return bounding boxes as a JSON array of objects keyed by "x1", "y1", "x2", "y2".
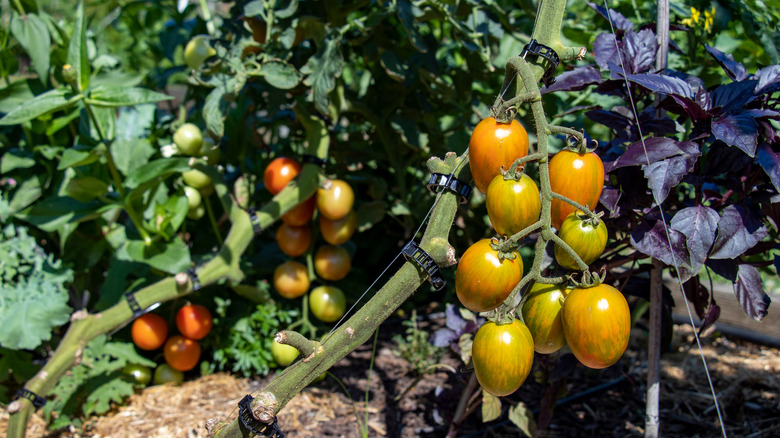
[
  {"x1": 200, "y1": 137, "x2": 221, "y2": 165},
  {"x1": 271, "y1": 339, "x2": 300, "y2": 367},
  {"x1": 182, "y1": 168, "x2": 212, "y2": 190},
  {"x1": 187, "y1": 204, "x2": 205, "y2": 220},
  {"x1": 153, "y1": 363, "x2": 184, "y2": 385},
  {"x1": 309, "y1": 286, "x2": 347, "y2": 323},
  {"x1": 184, "y1": 35, "x2": 216, "y2": 69},
  {"x1": 122, "y1": 363, "x2": 152, "y2": 386},
  {"x1": 183, "y1": 185, "x2": 202, "y2": 210},
  {"x1": 174, "y1": 123, "x2": 203, "y2": 156}
]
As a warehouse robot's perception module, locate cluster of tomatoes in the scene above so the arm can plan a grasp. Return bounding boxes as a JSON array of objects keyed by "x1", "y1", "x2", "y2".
[
  {"x1": 454, "y1": 116, "x2": 630, "y2": 397},
  {"x1": 172, "y1": 123, "x2": 220, "y2": 220},
  {"x1": 125, "y1": 304, "x2": 213, "y2": 386},
  {"x1": 265, "y1": 157, "x2": 353, "y2": 326}
]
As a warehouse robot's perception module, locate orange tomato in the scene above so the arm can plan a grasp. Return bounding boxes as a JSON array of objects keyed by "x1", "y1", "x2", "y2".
[
  {"x1": 314, "y1": 245, "x2": 351, "y2": 281},
  {"x1": 175, "y1": 304, "x2": 213, "y2": 340},
  {"x1": 282, "y1": 195, "x2": 317, "y2": 227},
  {"x1": 163, "y1": 335, "x2": 202, "y2": 372},
  {"x1": 131, "y1": 313, "x2": 169, "y2": 351},
  {"x1": 468, "y1": 117, "x2": 529, "y2": 194},
  {"x1": 273, "y1": 260, "x2": 311, "y2": 299},
  {"x1": 317, "y1": 179, "x2": 354, "y2": 220},
  {"x1": 319, "y1": 210, "x2": 357, "y2": 245},
  {"x1": 264, "y1": 157, "x2": 302, "y2": 195},
  {"x1": 548, "y1": 149, "x2": 604, "y2": 229},
  {"x1": 276, "y1": 223, "x2": 312, "y2": 257}
]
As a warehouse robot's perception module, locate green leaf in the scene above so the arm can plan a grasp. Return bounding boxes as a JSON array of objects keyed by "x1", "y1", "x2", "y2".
[
  {"x1": 9, "y1": 178, "x2": 42, "y2": 213},
  {"x1": 110, "y1": 138, "x2": 155, "y2": 176},
  {"x1": 123, "y1": 157, "x2": 191, "y2": 191},
  {"x1": 0, "y1": 80, "x2": 34, "y2": 114},
  {"x1": 0, "y1": 88, "x2": 75, "y2": 125},
  {"x1": 481, "y1": 390, "x2": 501, "y2": 422},
  {"x1": 45, "y1": 107, "x2": 81, "y2": 136},
  {"x1": 244, "y1": 0, "x2": 265, "y2": 17},
  {"x1": 275, "y1": 0, "x2": 298, "y2": 19},
  {"x1": 66, "y1": 1, "x2": 90, "y2": 92},
  {"x1": 203, "y1": 87, "x2": 228, "y2": 137},
  {"x1": 65, "y1": 176, "x2": 108, "y2": 202},
  {"x1": 508, "y1": 402, "x2": 536, "y2": 437},
  {"x1": 124, "y1": 236, "x2": 191, "y2": 274},
  {"x1": 0, "y1": 224, "x2": 73, "y2": 350},
  {"x1": 17, "y1": 196, "x2": 106, "y2": 232},
  {"x1": 301, "y1": 34, "x2": 344, "y2": 115},
  {"x1": 95, "y1": 257, "x2": 146, "y2": 311},
  {"x1": 0, "y1": 149, "x2": 36, "y2": 173},
  {"x1": 87, "y1": 86, "x2": 172, "y2": 107},
  {"x1": 0, "y1": 348, "x2": 37, "y2": 384},
  {"x1": 260, "y1": 60, "x2": 301, "y2": 89},
  {"x1": 10, "y1": 12, "x2": 51, "y2": 83},
  {"x1": 356, "y1": 201, "x2": 386, "y2": 232},
  {"x1": 58, "y1": 144, "x2": 102, "y2": 169},
  {"x1": 380, "y1": 51, "x2": 410, "y2": 82}
]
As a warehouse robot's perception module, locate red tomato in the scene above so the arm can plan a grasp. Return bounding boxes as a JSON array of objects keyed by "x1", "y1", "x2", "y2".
[
  {"x1": 486, "y1": 173, "x2": 541, "y2": 236},
  {"x1": 548, "y1": 149, "x2": 604, "y2": 229},
  {"x1": 264, "y1": 157, "x2": 302, "y2": 195},
  {"x1": 472, "y1": 319, "x2": 534, "y2": 396},
  {"x1": 273, "y1": 260, "x2": 310, "y2": 299},
  {"x1": 163, "y1": 335, "x2": 202, "y2": 371},
  {"x1": 131, "y1": 313, "x2": 169, "y2": 351},
  {"x1": 561, "y1": 284, "x2": 631, "y2": 369},
  {"x1": 317, "y1": 179, "x2": 354, "y2": 220},
  {"x1": 276, "y1": 223, "x2": 312, "y2": 257},
  {"x1": 521, "y1": 282, "x2": 568, "y2": 354},
  {"x1": 175, "y1": 304, "x2": 213, "y2": 340},
  {"x1": 554, "y1": 211, "x2": 608, "y2": 270},
  {"x1": 319, "y1": 210, "x2": 357, "y2": 245},
  {"x1": 282, "y1": 195, "x2": 317, "y2": 227},
  {"x1": 314, "y1": 245, "x2": 351, "y2": 281},
  {"x1": 455, "y1": 239, "x2": 522, "y2": 313},
  {"x1": 468, "y1": 117, "x2": 529, "y2": 194}
]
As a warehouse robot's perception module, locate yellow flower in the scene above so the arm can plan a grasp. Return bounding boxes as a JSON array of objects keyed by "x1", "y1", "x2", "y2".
[
  {"x1": 704, "y1": 7, "x2": 716, "y2": 33},
  {"x1": 681, "y1": 6, "x2": 701, "y2": 27}
]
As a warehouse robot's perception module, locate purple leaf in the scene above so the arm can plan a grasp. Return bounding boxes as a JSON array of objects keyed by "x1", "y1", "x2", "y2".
[
  {"x1": 605, "y1": 137, "x2": 688, "y2": 171},
  {"x1": 754, "y1": 65, "x2": 780, "y2": 95},
  {"x1": 710, "y1": 80, "x2": 758, "y2": 112},
  {"x1": 642, "y1": 156, "x2": 690, "y2": 203},
  {"x1": 625, "y1": 72, "x2": 695, "y2": 99},
  {"x1": 698, "y1": 300, "x2": 721, "y2": 335},
  {"x1": 706, "y1": 258, "x2": 738, "y2": 281},
  {"x1": 599, "y1": 186, "x2": 622, "y2": 216},
  {"x1": 624, "y1": 29, "x2": 658, "y2": 74},
  {"x1": 712, "y1": 113, "x2": 759, "y2": 157},
  {"x1": 734, "y1": 264, "x2": 771, "y2": 321},
  {"x1": 710, "y1": 205, "x2": 769, "y2": 259},
  {"x1": 430, "y1": 327, "x2": 458, "y2": 348},
  {"x1": 756, "y1": 142, "x2": 780, "y2": 192},
  {"x1": 587, "y1": 2, "x2": 634, "y2": 30},
  {"x1": 444, "y1": 303, "x2": 467, "y2": 333},
  {"x1": 681, "y1": 277, "x2": 710, "y2": 319},
  {"x1": 704, "y1": 45, "x2": 747, "y2": 81},
  {"x1": 671, "y1": 205, "x2": 720, "y2": 273},
  {"x1": 586, "y1": 109, "x2": 631, "y2": 134},
  {"x1": 543, "y1": 66, "x2": 602, "y2": 94},
  {"x1": 594, "y1": 33, "x2": 620, "y2": 70},
  {"x1": 630, "y1": 220, "x2": 690, "y2": 267}
]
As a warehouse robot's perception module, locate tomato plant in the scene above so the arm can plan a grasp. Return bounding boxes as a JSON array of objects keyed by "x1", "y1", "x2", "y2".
[
  {"x1": 122, "y1": 363, "x2": 152, "y2": 386},
  {"x1": 183, "y1": 35, "x2": 216, "y2": 69},
  {"x1": 548, "y1": 149, "x2": 605, "y2": 230},
  {"x1": 264, "y1": 157, "x2": 302, "y2": 195},
  {"x1": 319, "y1": 210, "x2": 357, "y2": 245},
  {"x1": 468, "y1": 117, "x2": 529, "y2": 194},
  {"x1": 175, "y1": 304, "x2": 213, "y2": 340},
  {"x1": 554, "y1": 211, "x2": 608, "y2": 270},
  {"x1": 314, "y1": 245, "x2": 351, "y2": 281},
  {"x1": 163, "y1": 335, "x2": 202, "y2": 372},
  {"x1": 173, "y1": 123, "x2": 203, "y2": 156},
  {"x1": 472, "y1": 319, "x2": 534, "y2": 397},
  {"x1": 273, "y1": 260, "x2": 310, "y2": 299},
  {"x1": 153, "y1": 364, "x2": 184, "y2": 386},
  {"x1": 182, "y1": 168, "x2": 213, "y2": 191},
  {"x1": 486, "y1": 173, "x2": 541, "y2": 236},
  {"x1": 561, "y1": 283, "x2": 631, "y2": 369},
  {"x1": 183, "y1": 186, "x2": 202, "y2": 211},
  {"x1": 131, "y1": 313, "x2": 169, "y2": 351},
  {"x1": 309, "y1": 286, "x2": 347, "y2": 323},
  {"x1": 317, "y1": 179, "x2": 354, "y2": 220},
  {"x1": 455, "y1": 239, "x2": 522, "y2": 313},
  {"x1": 521, "y1": 282, "x2": 568, "y2": 354},
  {"x1": 276, "y1": 223, "x2": 312, "y2": 257},
  {"x1": 281, "y1": 195, "x2": 317, "y2": 227},
  {"x1": 271, "y1": 339, "x2": 300, "y2": 367}
]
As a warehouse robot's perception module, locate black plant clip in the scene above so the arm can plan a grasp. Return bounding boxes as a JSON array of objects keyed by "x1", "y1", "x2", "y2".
[
  {"x1": 402, "y1": 241, "x2": 446, "y2": 291},
  {"x1": 427, "y1": 173, "x2": 472, "y2": 204},
  {"x1": 125, "y1": 291, "x2": 144, "y2": 318},
  {"x1": 301, "y1": 154, "x2": 327, "y2": 167},
  {"x1": 248, "y1": 207, "x2": 263, "y2": 236},
  {"x1": 15, "y1": 389, "x2": 46, "y2": 408},
  {"x1": 186, "y1": 267, "x2": 202, "y2": 292},
  {"x1": 520, "y1": 39, "x2": 560, "y2": 86},
  {"x1": 238, "y1": 395, "x2": 285, "y2": 438}
]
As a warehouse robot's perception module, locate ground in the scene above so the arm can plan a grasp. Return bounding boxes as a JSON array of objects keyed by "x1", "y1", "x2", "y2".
[{"x1": 2, "y1": 318, "x2": 779, "y2": 438}]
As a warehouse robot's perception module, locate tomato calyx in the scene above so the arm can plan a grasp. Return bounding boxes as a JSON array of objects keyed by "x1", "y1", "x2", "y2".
[
  {"x1": 490, "y1": 104, "x2": 517, "y2": 124},
  {"x1": 489, "y1": 236, "x2": 518, "y2": 261},
  {"x1": 570, "y1": 267, "x2": 607, "y2": 289},
  {"x1": 561, "y1": 129, "x2": 593, "y2": 155}
]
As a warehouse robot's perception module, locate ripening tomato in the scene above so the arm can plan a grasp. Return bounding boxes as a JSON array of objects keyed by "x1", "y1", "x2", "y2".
[
  {"x1": 271, "y1": 339, "x2": 300, "y2": 367},
  {"x1": 276, "y1": 223, "x2": 312, "y2": 257},
  {"x1": 175, "y1": 304, "x2": 213, "y2": 340},
  {"x1": 264, "y1": 157, "x2": 302, "y2": 195},
  {"x1": 282, "y1": 195, "x2": 317, "y2": 227},
  {"x1": 468, "y1": 117, "x2": 529, "y2": 194},
  {"x1": 153, "y1": 363, "x2": 184, "y2": 385},
  {"x1": 472, "y1": 319, "x2": 534, "y2": 396},
  {"x1": 521, "y1": 282, "x2": 568, "y2": 354},
  {"x1": 317, "y1": 179, "x2": 354, "y2": 221},
  {"x1": 163, "y1": 335, "x2": 202, "y2": 371},
  {"x1": 561, "y1": 284, "x2": 631, "y2": 369},
  {"x1": 486, "y1": 173, "x2": 541, "y2": 236},
  {"x1": 309, "y1": 285, "x2": 347, "y2": 323},
  {"x1": 320, "y1": 210, "x2": 357, "y2": 245},
  {"x1": 184, "y1": 35, "x2": 216, "y2": 69},
  {"x1": 455, "y1": 239, "x2": 522, "y2": 313},
  {"x1": 274, "y1": 260, "x2": 310, "y2": 299},
  {"x1": 314, "y1": 245, "x2": 351, "y2": 281},
  {"x1": 122, "y1": 363, "x2": 152, "y2": 386},
  {"x1": 554, "y1": 212, "x2": 608, "y2": 270},
  {"x1": 131, "y1": 313, "x2": 169, "y2": 351},
  {"x1": 548, "y1": 149, "x2": 605, "y2": 229},
  {"x1": 173, "y1": 123, "x2": 203, "y2": 156}
]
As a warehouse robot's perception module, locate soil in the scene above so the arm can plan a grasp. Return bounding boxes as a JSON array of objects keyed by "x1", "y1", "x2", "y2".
[{"x1": 2, "y1": 317, "x2": 779, "y2": 438}]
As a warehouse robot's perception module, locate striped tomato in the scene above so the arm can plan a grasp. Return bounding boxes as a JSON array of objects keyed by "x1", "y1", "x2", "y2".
[
  {"x1": 521, "y1": 282, "x2": 568, "y2": 354},
  {"x1": 548, "y1": 149, "x2": 604, "y2": 229},
  {"x1": 468, "y1": 117, "x2": 529, "y2": 194},
  {"x1": 455, "y1": 239, "x2": 522, "y2": 313},
  {"x1": 472, "y1": 319, "x2": 534, "y2": 396},
  {"x1": 486, "y1": 173, "x2": 541, "y2": 236}
]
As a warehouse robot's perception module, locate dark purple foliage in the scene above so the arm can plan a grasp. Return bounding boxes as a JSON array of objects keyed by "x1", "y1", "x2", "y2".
[
  {"x1": 681, "y1": 277, "x2": 720, "y2": 334},
  {"x1": 542, "y1": 66, "x2": 602, "y2": 94},
  {"x1": 431, "y1": 304, "x2": 482, "y2": 352},
  {"x1": 757, "y1": 142, "x2": 780, "y2": 192},
  {"x1": 705, "y1": 45, "x2": 747, "y2": 82},
  {"x1": 754, "y1": 65, "x2": 780, "y2": 95},
  {"x1": 605, "y1": 137, "x2": 693, "y2": 171},
  {"x1": 705, "y1": 258, "x2": 738, "y2": 282},
  {"x1": 710, "y1": 205, "x2": 768, "y2": 259},
  {"x1": 643, "y1": 154, "x2": 695, "y2": 203},
  {"x1": 587, "y1": 2, "x2": 634, "y2": 31},
  {"x1": 630, "y1": 220, "x2": 690, "y2": 268},
  {"x1": 671, "y1": 205, "x2": 720, "y2": 274},
  {"x1": 734, "y1": 264, "x2": 771, "y2": 321}
]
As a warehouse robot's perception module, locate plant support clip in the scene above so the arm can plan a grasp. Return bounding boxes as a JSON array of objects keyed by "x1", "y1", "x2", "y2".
[
  {"x1": 427, "y1": 173, "x2": 472, "y2": 204},
  {"x1": 402, "y1": 241, "x2": 446, "y2": 291},
  {"x1": 15, "y1": 389, "x2": 46, "y2": 408},
  {"x1": 247, "y1": 207, "x2": 263, "y2": 235},
  {"x1": 186, "y1": 267, "x2": 202, "y2": 292},
  {"x1": 520, "y1": 39, "x2": 560, "y2": 86},
  {"x1": 238, "y1": 395, "x2": 285, "y2": 437}
]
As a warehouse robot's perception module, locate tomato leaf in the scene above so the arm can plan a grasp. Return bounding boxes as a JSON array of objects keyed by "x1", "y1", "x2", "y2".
[
  {"x1": 704, "y1": 45, "x2": 747, "y2": 82},
  {"x1": 630, "y1": 219, "x2": 690, "y2": 268},
  {"x1": 508, "y1": 402, "x2": 536, "y2": 437},
  {"x1": 733, "y1": 264, "x2": 771, "y2": 321},
  {"x1": 123, "y1": 157, "x2": 191, "y2": 191},
  {"x1": 123, "y1": 236, "x2": 191, "y2": 274},
  {"x1": 260, "y1": 60, "x2": 301, "y2": 90},
  {"x1": 397, "y1": 0, "x2": 427, "y2": 52},
  {"x1": 712, "y1": 113, "x2": 759, "y2": 157},
  {"x1": 356, "y1": 201, "x2": 386, "y2": 232},
  {"x1": 10, "y1": 12, "x2": 51, "y2": 83},
  {"x1": 709, "y1": 205, "x2": 768, "y2": 259},
  {"x1": 301, "y1": 34, "x2": 344, "y2": 115},
  {"x1": 756, "y1": 143, "x2": 780, "y2": 192},
  {"x1": 203, "y1": 87, "x2": 229, "y2": 137},
  {"x1": 670, "y1": 205, "x2": 720, "y2": 274},
  {"x1": 481, "y1": 391, "x2": 501, "y2": 422}
]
